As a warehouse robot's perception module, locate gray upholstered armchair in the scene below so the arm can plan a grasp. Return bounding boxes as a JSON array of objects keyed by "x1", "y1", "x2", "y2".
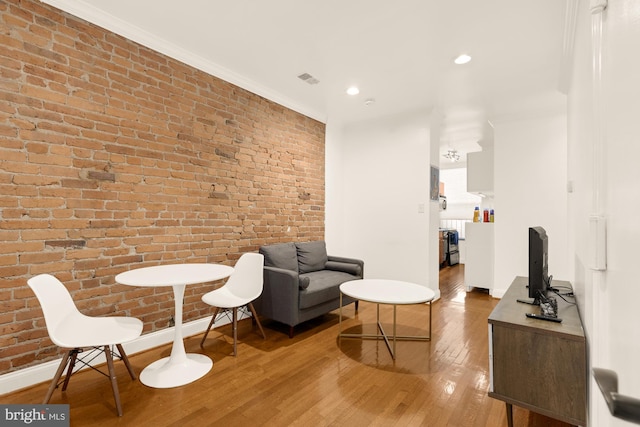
[{"x1": 254, "y1": 241, "x2": 363, "y2": 338}]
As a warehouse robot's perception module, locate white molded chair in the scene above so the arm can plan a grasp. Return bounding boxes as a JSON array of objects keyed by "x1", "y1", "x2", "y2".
[
  {"x1": 27, "y1": 274, "x2": 143, "y2": 417},
  {"x1": 200, "y1": 253, "x2": 266, "y2": 356}
]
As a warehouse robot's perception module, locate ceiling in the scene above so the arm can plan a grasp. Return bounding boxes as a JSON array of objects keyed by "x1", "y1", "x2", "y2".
[{"x1": 43, "y1": 0, "x2": 569, "y2": 167}]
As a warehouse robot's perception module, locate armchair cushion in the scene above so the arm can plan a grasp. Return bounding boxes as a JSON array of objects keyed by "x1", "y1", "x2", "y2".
[
  {"x1": 298, "y1": 270, "x2": 356, "y2": 309},
  {"x1": 295, "y1": 241, "x2": 328, "y2": 273},
  {"x1": 261, "y1": 242, "x2": 298, "y2": 273}
]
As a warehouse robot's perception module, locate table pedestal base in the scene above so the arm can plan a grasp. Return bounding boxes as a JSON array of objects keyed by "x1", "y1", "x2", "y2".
[{"x1": 139, "y1": 353, "x2": 212, "y2": 388}]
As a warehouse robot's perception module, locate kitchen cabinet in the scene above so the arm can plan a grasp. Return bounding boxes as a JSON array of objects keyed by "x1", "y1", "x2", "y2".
[
  {"x1": 467, "y1": 148, "x2": 493, "y2": 195},
  {"x1": 465, "y1": 222, "x2": 494, "y2": 292}
]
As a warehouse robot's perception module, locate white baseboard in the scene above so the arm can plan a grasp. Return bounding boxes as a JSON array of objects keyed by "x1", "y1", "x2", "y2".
[{"x1": 0, "y1": 312, "x2": 245, "y2": 396}]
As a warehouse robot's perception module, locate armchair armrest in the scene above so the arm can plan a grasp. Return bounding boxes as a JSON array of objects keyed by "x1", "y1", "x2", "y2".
[
  {"x1": 327, "y1": 255, "x2": 364, "y2": 278},
  {"x1": 255, "y1": 266, "x2": 300, "y2": 326}
]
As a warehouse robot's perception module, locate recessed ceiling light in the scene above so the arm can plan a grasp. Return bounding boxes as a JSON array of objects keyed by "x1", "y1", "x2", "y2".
[
  {"x1": 454, "y1": 54, "x2": 472, "y2": 65},
  {"x1": 346, "y1": 86, "x2": 360, "y2": 95}
]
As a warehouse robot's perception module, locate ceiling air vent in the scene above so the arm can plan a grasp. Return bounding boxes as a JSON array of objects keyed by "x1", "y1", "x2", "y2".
[{"x1": 297, "y1": 73, "x2": 320, "y2": 85}]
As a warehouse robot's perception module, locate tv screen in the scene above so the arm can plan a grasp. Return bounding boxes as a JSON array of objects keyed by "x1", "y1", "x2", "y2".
[{"x1": 528, "y1": 226, "x2": 549, "y2": 304}]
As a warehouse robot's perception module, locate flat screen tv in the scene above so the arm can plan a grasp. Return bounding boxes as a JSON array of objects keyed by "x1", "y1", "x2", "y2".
[{"x1": 518, "y1": 226, "x2": 549, "y2": 305}]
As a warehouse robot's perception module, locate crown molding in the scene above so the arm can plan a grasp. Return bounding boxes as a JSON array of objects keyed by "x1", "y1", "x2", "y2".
[{"x1": 40, "y1": 0, "x2": 327, "y2": 123}]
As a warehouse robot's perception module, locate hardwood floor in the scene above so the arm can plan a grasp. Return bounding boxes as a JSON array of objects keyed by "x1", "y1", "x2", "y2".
[{"x1": 3, "y1": 265, "x2": 573, "y2": 426}]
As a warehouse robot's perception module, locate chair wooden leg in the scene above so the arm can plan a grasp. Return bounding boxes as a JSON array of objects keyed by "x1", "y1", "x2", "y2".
[
  {"x1": 232, "y1": 307, "x2": 238, "y2": 356},
  {"x1": 44, "y1": 350, "x2": 72, "y2": 404},
  {"x1": 104, "y1": 345, "x2": 123, "y2": 417},
  {"x1": 289, "y1": 326, "x2": 294, "y2": 339},
  {"x1": 355, "y1": 300, "x2": 359, "y2": 312},
  {"x1": 61, "y1": 348, "x2": 79, "y2": 392},
  {"x1": 116, "y1": 344, "x2": 136, "y2": 380},
  {"x1": 248, "y1": 303, "x2": 266, "y2": 339},
  {"x1": 200, "y1": 307, "x2": 220, "y2": 347}
]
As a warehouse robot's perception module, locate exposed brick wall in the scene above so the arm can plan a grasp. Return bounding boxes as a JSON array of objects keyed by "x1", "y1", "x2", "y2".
[{"x1": 0, "y1": 0, "x2": 325, "y2": 374}]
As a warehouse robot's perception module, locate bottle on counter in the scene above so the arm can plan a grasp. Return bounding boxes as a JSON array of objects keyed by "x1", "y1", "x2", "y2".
[
  {"x1": 483, "y1": 209, "x2": 489, "y2": 223},
  {"x1": 473, "y1": 206, "x2": 480, "y2": 222},
  {"x1": 490, "y1": 209, "x2": 495, "y2": 222}
]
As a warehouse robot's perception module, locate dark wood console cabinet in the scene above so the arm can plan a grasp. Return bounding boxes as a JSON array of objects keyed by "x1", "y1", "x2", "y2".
[{"x1": 488, "y1": 276, "x2": 587, "y2": 426}]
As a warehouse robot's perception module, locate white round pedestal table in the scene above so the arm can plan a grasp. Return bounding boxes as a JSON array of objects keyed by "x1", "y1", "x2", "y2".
[{"x1": 115, "y1": 263, "x2": 233, "y2": 388}]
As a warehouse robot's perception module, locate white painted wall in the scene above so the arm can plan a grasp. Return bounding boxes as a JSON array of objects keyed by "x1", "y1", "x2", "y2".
[
  {"x1": 428, "y1": 111, "x2": 443, "y2": 295},
  {"x1": 325, "y1": 121, "x2": 346, "y2": 255},
  {"x1": 325, "y1": 110, "x2": 439, "y2": 296},
  {"x1": 492, "y1": 114, "x2": 569, "y2": 297},
  {"x1": 568, "y1": 1, "x2": 640, "y2": 425},
  {"x1": 567, "y1": 2, "x2": 599, "y2": 423}
]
